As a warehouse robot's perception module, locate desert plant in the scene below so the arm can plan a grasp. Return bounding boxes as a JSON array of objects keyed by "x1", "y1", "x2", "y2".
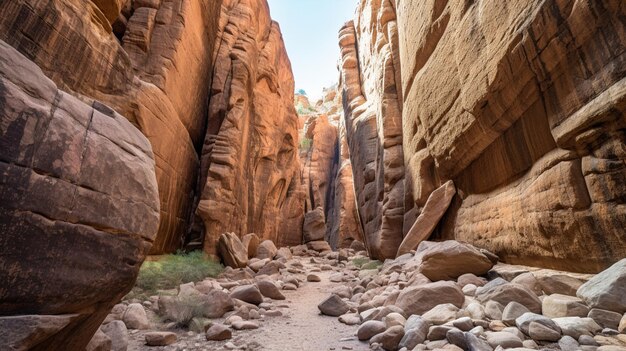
[
  {"x1": 129, "y1": 251, "x2": 223, "y2": 299},
  {"x1": 300, "y1": 137, "x2": 312, "y2": 150},
  {"x1": 351, "y1": 257, "x2": 382, "y2": 270}
]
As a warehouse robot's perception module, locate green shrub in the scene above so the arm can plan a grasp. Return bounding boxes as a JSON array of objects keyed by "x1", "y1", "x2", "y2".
[
  {"x1": 351, "y1": 257, "x2": 382, "y2": 270},
  {"x1": 300, "y1": 137, "x2": 312, "y2": 150},
  {"x1": 130, "y1": 251, "x2": 223, "y2": 299}
]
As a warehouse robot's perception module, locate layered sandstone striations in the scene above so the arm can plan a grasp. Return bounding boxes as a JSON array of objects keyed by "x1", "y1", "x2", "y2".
[
  {"x1": 196, "y1": 0, "x2": 305, "y2": 256},
  {"x1": 0, "y1": 41, "x2": 159, "y2": 349},
  {"x1": 341, "y1": 0, "x2": 626, "y2": 272},
  {"x1": 299, "y1": 88, "x2": 364, "y2": 250},
  {"x1": 339, "y1": 0, "x2": 405, "y2": 260},
  {"x1": 0, "y1": 0, "x2": 224, "y2": 254}
]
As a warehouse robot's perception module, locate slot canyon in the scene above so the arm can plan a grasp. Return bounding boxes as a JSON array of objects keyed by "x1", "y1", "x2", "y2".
[{"x1": 0, "y1": 0, "x2": 625, "y2": 350}]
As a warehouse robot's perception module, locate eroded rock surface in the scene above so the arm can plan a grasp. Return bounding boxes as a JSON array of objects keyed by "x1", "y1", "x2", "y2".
[
  {"x1": 339, "y1": 0, "x2": 626, "y2": 271},
  {"x1": 0, "y1": 40, "x2": 159, "y2": 349},
  {"x1": 197, "y1": 0, "x2": 305, "y2": 256}
]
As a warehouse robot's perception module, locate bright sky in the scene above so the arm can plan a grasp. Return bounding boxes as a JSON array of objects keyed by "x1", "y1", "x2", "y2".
[{"x1": 267, "y1": 0, "x2": 357, "y2": 101}]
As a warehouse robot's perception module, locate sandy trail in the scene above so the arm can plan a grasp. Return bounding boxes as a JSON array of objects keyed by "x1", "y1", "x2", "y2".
[{"x1": 243, "y1": 269, "x2": 369, "y2": 351}]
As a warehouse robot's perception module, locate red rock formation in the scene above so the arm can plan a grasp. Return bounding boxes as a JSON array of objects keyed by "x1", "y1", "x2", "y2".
[
  {"x1": 0, "y1": 0, "x2": 224, "y2": 254},
  {"x1": 0, "y1": 40, "x2": 159, "y2": 349},
  {"x1": 341, "y1": 0, "x2": 626, "y2": 272},
  {"x1": 338, "y1": 0, "x2": 405, "y2": 260},
  {"x1": 196, "y1": 0, "x2": 305, "y2": 256}
]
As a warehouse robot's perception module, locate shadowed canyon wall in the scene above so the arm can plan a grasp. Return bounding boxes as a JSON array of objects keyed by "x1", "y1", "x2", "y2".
[{"x1": 340, "y1": 0, "x2": 626, "y2": 272}]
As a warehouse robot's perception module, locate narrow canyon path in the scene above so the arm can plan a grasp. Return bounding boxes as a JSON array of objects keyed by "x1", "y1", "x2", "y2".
[
  {"x1": 242, "y1": 268, "x2": 368, "y2": 351},
  {"x1": 128, "y1": 258, "x2": 370, "y2": 351}
]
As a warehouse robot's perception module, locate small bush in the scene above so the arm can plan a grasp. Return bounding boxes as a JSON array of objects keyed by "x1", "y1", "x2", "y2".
[
  {"x1": 130, "y1": 251, "x2": 223, "y2": 299},
  {"x1": 300, "y1": 137, "x2": 312, "y2": 150},
  {"x1": 351, "y1": 257, "x2": 382, "y2": 270}
]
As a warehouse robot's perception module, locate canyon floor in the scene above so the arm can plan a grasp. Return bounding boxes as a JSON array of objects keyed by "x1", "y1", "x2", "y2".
[{"x1": 99, "y1": 241, "x2": 626, "y2": 351}]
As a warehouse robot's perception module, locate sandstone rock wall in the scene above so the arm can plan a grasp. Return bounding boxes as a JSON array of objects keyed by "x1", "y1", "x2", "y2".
[
  {"x1": 0, "y1": 40, "x2": 159, "y2": 349},
  {"x1": 196, "y1": 0, "x2": 305, "y2": 255},
  {"x1": 339, "y1": 0, "x2": 405, "y2": 260},
  {"x1": 0, "y1": 0, "x2": 223, "y2": 254},
  {"x1": 342, "y1": 0, "x2": 626, "y2": 272}
]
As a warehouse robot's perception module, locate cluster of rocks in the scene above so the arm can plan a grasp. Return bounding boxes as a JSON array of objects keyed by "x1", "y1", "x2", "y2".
[
  {"x1": 88, "y1": 236, "x2": 364, "y2": 350},
  {"x1": 315, "y1": 240, "x2": 626, "y2": 351}
]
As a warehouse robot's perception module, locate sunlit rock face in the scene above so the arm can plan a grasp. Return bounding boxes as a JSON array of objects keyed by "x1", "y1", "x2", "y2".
[
  {"x1": 196, "y1": 0, "x2": 305, "y2": 256},
  {"x1": 339, "y1": 0, "x2": 405, "y2": 260},
  {"x1": 0, "y1": 0, "x2": 224, "y2": 254},
  {"x1": 299, "y1": 87, "x2": 364, "y2": 250},
  {"x1": 341, "y1": 0, "x2": 626, "y2": 272}
]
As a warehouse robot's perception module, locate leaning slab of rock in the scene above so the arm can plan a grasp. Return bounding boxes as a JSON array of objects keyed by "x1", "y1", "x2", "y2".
[
  {"x1": 395, "y1": 281, "x2": 464, "y2": 316},
  {"x1": 242, "y1": 233, "x2": 260, "y2": 259},
  {"x1": 256, "y1": 240, "x2": 278, "y2": 260},
  {"x1": 303, "y1": 207, "x2": 326, "y2": 242},
  {"x1": 318, "y1": 294, "x2": 350, "y2": 316},
  {"x1": 577, "y1": 258, "x2": 626, "y2": 314},
  {"x1": 256, "y1": 280, "x2": 285, "y2": 300},
  {"x1": 145, "y1": 332, "x2": 177, "y2": 346},
  {"x1": 416, "y1": 240, "x2": 493, "y2": 281},
  {"x1": 219, "y1": 233, "x2": 248, "y2": 268},
  {"x1": 396, "y1": 181, "x2": 456, "y2": 257},
  {"x1": 230, "y1": 285, "x2": 264, "y2": 305}
]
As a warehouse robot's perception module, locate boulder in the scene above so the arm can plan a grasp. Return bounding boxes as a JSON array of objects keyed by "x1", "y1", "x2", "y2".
[
  {"x1": 303, "y1": 207, "x2": 326, "y2": 242},
  {"x1": 515, "y1": 312, "x2": 561, "y2": 335},
  {"x1": 231, "y1": 321, "x2": 259, "y2": 330},
  {"x1": 501, "y1": 302, "x2": 530, "y2": 326},
  {"x1": 587, "y1": 308, "x2": 622, "y2": 329},
  {"x1": 577, "y1": 259, "x2": 626, "y2": 314},
  {"x1": 415, "y1": 241, "x2": 493, "y2": 281},
  {"x1": 101, "y1": 320, "x2": 128, "y2": 351},
  {"x1": 537, "y1": 274, "x2": 584, "y2": 296},
  {"x1": 370, "y1": 325, "x2": 404, "y2": 350},
  {"x1": 229, "y1": 285, "x2": 263, "y2": 305},
  {"x1": 144, "y1": 332, "x2": 177, "y2": 346},
  {"x1": 256, "y1": 240, "x2": 278, "y2": 260},
  {"x1": 422, "y1": 303, "x2": 461, "y2": 325},
  {"x1": 396, "y1": 181, "x2": 456, "y2": 257},
  {"x1": 306, "y1": 240, "x2": 332, "y2": 252},
  {"x1": 476, "y1": 282, "x2": 541, "y2": 314},
  {"x1": 86, "y1": 329, "x2": 112, "y2": 351},
  {"x1": 218, "y1": 233, "x2": 248, "y2": 268},
  {"x1": 205, "y1": 324, "x2": 231, "y2": 341},
  {"x1": 358, "y1": 320, "x2": 387, "y2": 340},
  {"x1": 528, "y1": 321, "x2": 561, "y2": 341},
  {"x1": 395, "y1": 281, "x2": 464, "y2": 316},
  {"x1": 242, "y1": 234, "x2": 260, "y2": 259},
  {"x1": 542, "y1": 294, "x2": 590, "y2": 318},
  {"x1": 122, "y1": 304, "x2": 149, "y2": 330},
  {"x1": 275, "y1": 247, "x2": 293, "y2": 260},
  {"x1": 0, "y1": 41, "x2": 159, "y2": 349},
  {"x1": 256, "y1": 280, "x2": 285, "y2": 300},
  {"x1": 485, "y1": 331, "x2": 523, "y2": 348},
  {"x1": 318, "y1": 294, "x2": 350, "y2": 317},
  {"x1": 552, "y1": 317, "x2": 602, "y2": 339}
]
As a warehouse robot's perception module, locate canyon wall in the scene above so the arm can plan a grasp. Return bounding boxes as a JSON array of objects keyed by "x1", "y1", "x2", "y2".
[
  {"x1": 0, "y1": 0, "x2": 224, "y2": 254},
  {"x1": 341, "y1": 0, "x2": 626, "y2": 272},
  {"x1": 339, "y1": 0, "x2": 405, "y2": 259},
  {"x1": 0, "y1": 0, "x2": 302, "y2": 347},
  {"x1": 196, "y1": 0, "x2": 305, "y2": 256}
]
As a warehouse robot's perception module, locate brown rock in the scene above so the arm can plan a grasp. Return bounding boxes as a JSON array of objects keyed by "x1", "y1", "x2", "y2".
[
  {"x1": 229, "y1": 285, "x2": 263, "y2": 306},
  {"x1": 318, "y1": 294, "x2": 350, "y2": 317},
  {"x1": 415, "y1": 241, "x2": 493, "y2": 281},
  {"x1": 242, "y1": 233, "x2": 261, "y2": 259},
  {"x1": 145, "y1": 332, "x2": 177, "y2": 346},
  {"x1": 396, "y1": 181, "x2": 457, "y2": 257},
  {"x1": 256, "y1": 240, "x2": 278, "y2": 260},
  {"x1": 218, "y1": 233, "x2": 248, "y2": 269},
  {"x1": 86, "y1": 329, "x2": 112, "y2": 351},
  {"x1": 395, "y1": 281, "x2": 464, "y2": 316},
  {"x1": 256, "y1": 280, "x2": 285, "y2": 300},
  {"x1": 303, "y1": 207, "x2": 327, "y2": 243},
  {"x1": 306, "y1": 240, "x2": 332, "y2": 253},
  {"x1": 197, "y1": 0, "x2": 305, "y2": 255},
  {"x1": 0, "y1": 41, "x2": 159, "y2": 349},
  {"x1": 205, "y1": 324, "x2": 231, "y2": 341},
  {"x1": 476, "y1": 282, "x2": 542, "y2": 314}
]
